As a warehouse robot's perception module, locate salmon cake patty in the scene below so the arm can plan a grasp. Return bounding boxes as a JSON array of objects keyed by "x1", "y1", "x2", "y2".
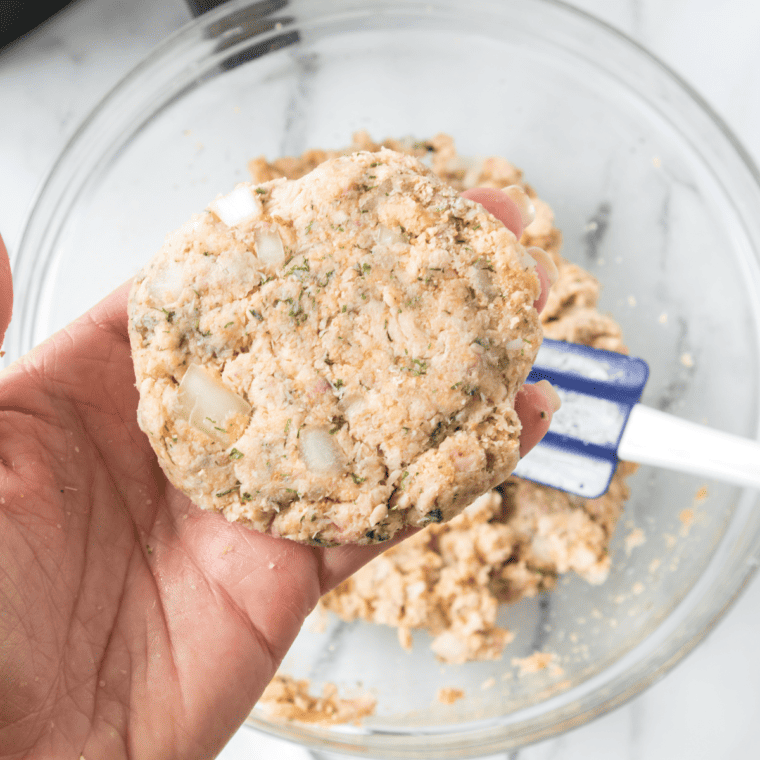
[{"x1": 128, "y1": 149, "x2": 542, "y2": 545}]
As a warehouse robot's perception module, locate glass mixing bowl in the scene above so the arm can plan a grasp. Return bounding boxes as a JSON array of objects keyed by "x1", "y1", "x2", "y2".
[{"x1": 9, "y1": 0, "x2": 760, "y2": 756}]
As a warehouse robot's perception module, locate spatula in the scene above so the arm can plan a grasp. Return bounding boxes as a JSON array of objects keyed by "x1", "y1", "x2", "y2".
[{"x1": 512, "y1": 338, "x2": 760, "y2": 498}]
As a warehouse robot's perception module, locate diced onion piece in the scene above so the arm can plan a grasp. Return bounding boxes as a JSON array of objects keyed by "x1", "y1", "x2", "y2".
[
  {"x1": 505, "y1": 337, "x2": 528, "y2": 351},
  {"x1": 177, "y1": 364, "x2": 251, "y2": 442},
  {"x1": 369, "y1": 502, "x2": 388, "y2": 526},
  {"x1": 470, "y1": 266, "x2": 497, "y2": 299},
  {"x1": 209, "y1": 186, "x2": 261, "y2": 227},
  {"x1": 339, "y1": 394, "x2": 366, "y2": 424},
  {"x1": 375, "y1": 224, "x2": 406, "y2": 247},
  {"x1": 299, "y1": 427, "x2": 346, "y2": 475},
  {"x1": 254, "y1": 228, "x2": 285, "y2": 268},
  {"x1": 149, "y1": 260, "x2": 185, "y2": 303}
]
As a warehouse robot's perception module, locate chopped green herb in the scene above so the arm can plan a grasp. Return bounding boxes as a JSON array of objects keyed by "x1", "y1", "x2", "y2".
[
  {"x1": 350, "y1": 473, "x2": 366, "y2": 485},
  {"x1": 411, "y1": 358, "x2": 427, "y2": 375},
  {"x1": 160, "y1": 308, "x2": 175, "y2": 323},
  {"x1": 229, "y1": 448, "x2": 244, "y2": 460},
  {"x1": 451, "y1": 381, "x2": 478, "y2": 396},
  {"x1": 206, "y1": 417, "x2": 227, "y2": 433},
  {"x1": 329, "y1": 414, "x2": 346, "y2": 435},
  {"x1": 317, "y1": 270, "x2": 335, "y2": 288},
  {"x1": 250, "y1": 309, "x2": 264, "y2": 321},
  {"x1": 402, "y1": 357, "x2": 427, "y2": 376},
  {"x1": 224, "y1": 321, "x2": 234, "y2": 328},
  {"x1": 474, "y1": 256, "x2": 495, "y2": 271},
  {"x1": 255, "y1": 187, "x2": 267, "y2": 194},
  {"x1": 215, "y1": 485, "x2": 240, "y2": 497},
  {"x1": 286, "y1": 259, "x2": 310, "y2": 277},
  {"x1": 284, "y1": 418, "x2": 291, "y2": 436}
]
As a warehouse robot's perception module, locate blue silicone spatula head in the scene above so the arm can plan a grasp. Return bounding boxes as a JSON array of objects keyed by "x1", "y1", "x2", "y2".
[{"x1": 513, "y1": 338, "x2": 650, "y2": 499}]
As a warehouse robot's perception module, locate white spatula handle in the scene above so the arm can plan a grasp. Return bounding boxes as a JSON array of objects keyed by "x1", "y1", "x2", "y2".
[{"x1": 618, "y1": 405, "x2": 760, "y2": 490}]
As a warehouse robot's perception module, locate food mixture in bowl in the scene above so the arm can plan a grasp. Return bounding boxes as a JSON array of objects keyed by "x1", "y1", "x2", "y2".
[{"x1": 252, "y1": 133, "x2": 636, "y2": 720}]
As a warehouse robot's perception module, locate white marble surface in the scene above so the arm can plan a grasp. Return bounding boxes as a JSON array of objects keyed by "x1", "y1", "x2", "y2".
[{"x1": 2, "y1": 1, "x2": 760, "y2": 758}]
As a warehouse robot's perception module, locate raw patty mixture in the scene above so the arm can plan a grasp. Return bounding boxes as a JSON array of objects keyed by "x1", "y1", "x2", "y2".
[
  {"x1": 249, "y1": 133, "x2": 634, "y2": 670},
  {"x1": 129, "y1": 148, "x2": 542, "y2": 545}
]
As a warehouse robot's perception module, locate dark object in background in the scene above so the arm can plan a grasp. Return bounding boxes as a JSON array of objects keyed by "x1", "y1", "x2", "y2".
[
  {"x1": 0, "y1": 0, "x2": 78, "y2": 49},
  {"x1": 185, "y1": 0, "x2": 231, "y2": 16},
  {"x1": 0, "y1": 0, "x2": 231, "y2": 50}
]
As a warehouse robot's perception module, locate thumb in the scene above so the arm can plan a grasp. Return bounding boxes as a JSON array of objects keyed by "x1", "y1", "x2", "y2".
[{"x1": 0, "y1": 235, "x2": 13, "y2": 355}]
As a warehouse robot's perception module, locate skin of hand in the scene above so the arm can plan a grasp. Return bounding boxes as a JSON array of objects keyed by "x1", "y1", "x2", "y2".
[{"x1": 0, "y1": 190, "x2": 557, "y2": 760}]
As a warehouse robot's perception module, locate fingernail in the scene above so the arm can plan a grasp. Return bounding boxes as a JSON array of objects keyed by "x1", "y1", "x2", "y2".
[
  {"x1": 504, "y1": 185, "x2": 536, "y2": 228},
  {"x1": 535, "y1": 379, "x2": 562, "y2": 413},
  {"x1": 527, "y1": 246, "x2": 559, "y2": 286}
]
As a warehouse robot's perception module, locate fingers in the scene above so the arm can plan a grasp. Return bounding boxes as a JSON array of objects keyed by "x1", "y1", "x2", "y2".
[
  {"x1": 83, "y1": 278, "x2": 133, "y2": 342},
  {"x1": 0, "y1": 235, "x2": 14, "y2": 354},
  {"x1": 514, "y1": 379, "x2": 562, "y2": 457},
  {"x1": 316, "y1": 526, "x2": 419, "y2": 595},
  {"x1": 461, "y1": 187, "x2": 556, "y2": 315},
  {"x1": 462, "y1": 187, "x2": 526, "y2": 238}
]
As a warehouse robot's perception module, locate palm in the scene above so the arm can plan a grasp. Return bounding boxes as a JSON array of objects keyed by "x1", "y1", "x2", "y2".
[
  {"x1": 0, "y1": 283, "x2": 389, "y2": 759},
  {"x1": 0, "y1": 189, "x2": 554, "y2": 760}
]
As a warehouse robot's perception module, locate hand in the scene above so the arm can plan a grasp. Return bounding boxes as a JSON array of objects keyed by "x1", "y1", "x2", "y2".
[{"x1": 0, "y1": 189, "x2": 557, "y2": 760}]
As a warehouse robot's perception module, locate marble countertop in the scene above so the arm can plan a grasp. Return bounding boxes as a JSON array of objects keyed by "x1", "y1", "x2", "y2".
[{"x1": 2, "y1": 1, "x2": 760, "y2": 758}]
